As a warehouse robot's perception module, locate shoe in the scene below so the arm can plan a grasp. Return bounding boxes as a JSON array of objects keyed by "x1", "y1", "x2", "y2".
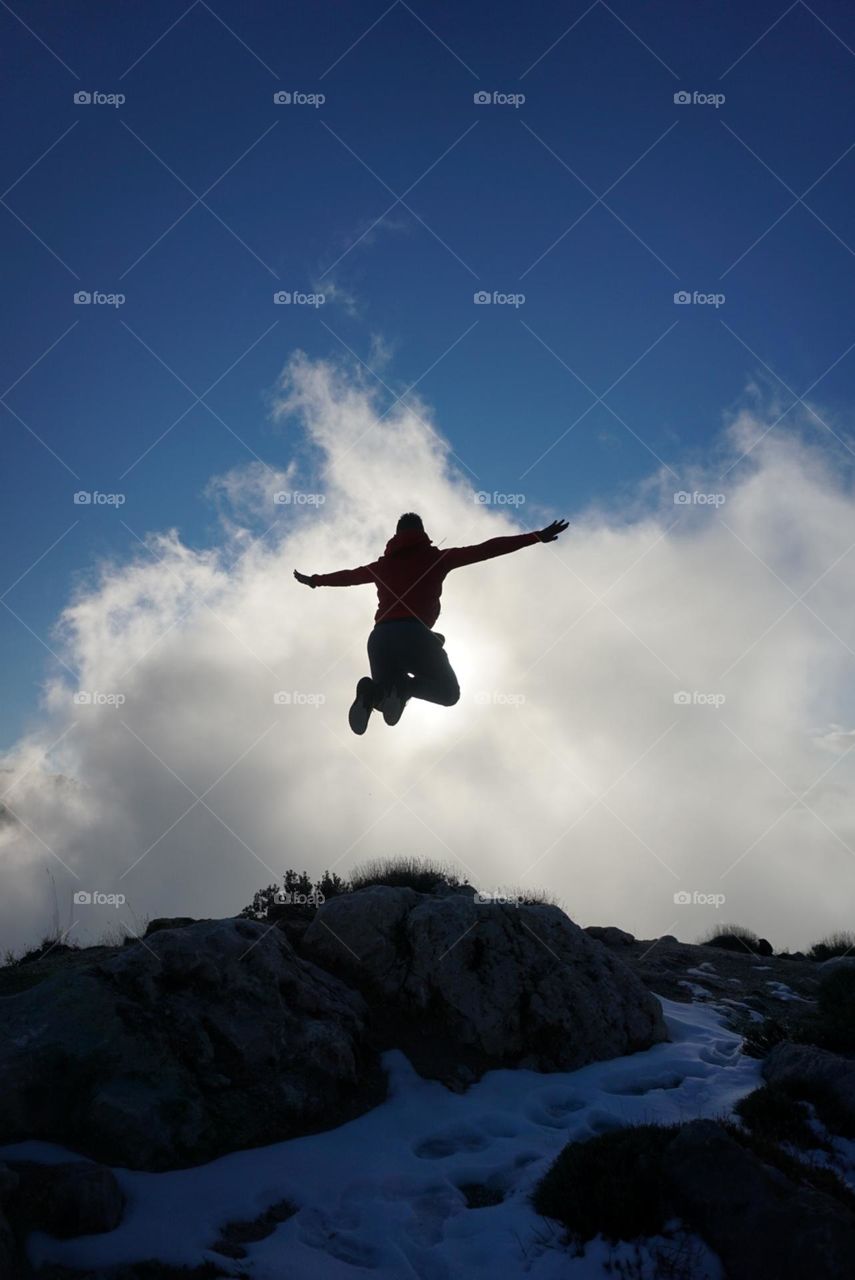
[
  {"x1": 348, "y1": 676, "x2": 376, "y2": 735},
  {"x1": 381, "y1": 681, "x2": 410, "y2": 726}
]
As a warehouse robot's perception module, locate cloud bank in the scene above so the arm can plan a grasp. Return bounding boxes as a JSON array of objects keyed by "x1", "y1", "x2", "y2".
[{"x1": 2, "y1": 354, "x2": 855, "y2": 954}]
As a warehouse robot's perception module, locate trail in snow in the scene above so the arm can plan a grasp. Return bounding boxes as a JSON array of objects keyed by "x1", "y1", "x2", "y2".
[{"x1": 3, "y1": 997, "x2": 762, "y2": 1279}]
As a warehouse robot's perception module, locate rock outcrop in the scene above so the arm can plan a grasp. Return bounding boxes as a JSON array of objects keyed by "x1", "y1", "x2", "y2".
[
  {"x1": 301, "y1": 886, "x2": 667, "y2": 1078},
  {"x1": 0, "y1": 1164, "x2": 19, "y2": 1280},
  {"x1": 0, "y1": 918, "x2": 376, "y2": 1171},
  {"x1": 763, "y1": 1041, "x2": 855, "y2": 1128},
  {"x1": 0, "y1": 893, "x2": 669, "y2": 1172},
  {"x1": 663, "y1": 1119, "x2": 855, "y2": 1280},
  {"x1": 584, "y1": 925, "x2": 635, "y2": 947},
  {"x1": 5, "y1": 1159, "x2": 124, "y2": 1239}
]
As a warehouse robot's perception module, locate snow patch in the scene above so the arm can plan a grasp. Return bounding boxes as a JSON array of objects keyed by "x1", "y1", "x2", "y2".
[{"x1": 3, "y1": 997, "x2": 760, "y2": 1279}]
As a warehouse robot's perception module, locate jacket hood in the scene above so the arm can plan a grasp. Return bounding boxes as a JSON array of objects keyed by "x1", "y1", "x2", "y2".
[{"x1": 382, "y1": 529, "x2": 434, "y2": 558}]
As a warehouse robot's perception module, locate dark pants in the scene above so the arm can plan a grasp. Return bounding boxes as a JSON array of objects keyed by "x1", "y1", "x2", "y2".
[{"x1": 367, "y1": 619, "x2": 460, "y2": 707}]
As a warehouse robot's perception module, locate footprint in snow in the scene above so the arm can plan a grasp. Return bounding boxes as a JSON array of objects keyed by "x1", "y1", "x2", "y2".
[
  {"x1": 699, "y1": 1038, "x2": 741, "y2": 1066},
  {"x1": 604, "y1": 1072, "x2": 686, "y2": 1096},
  {"x1": 584, "y1": 1109, "x2": 627, "y2": 1135},
  {"x1": 404, "y1": 1184, "x2": 467, "y2": 1247},
  {"x1": 413, "y1": 1125, "x2": 492, "y2": 1159},
  {"x1": 297, "y1": 1207, "x2": 382, "y2": 1269},
  {"x1": 525, "y1": 1091, "x2": 587, "y2": 1129},
  {"x1": 471, "y1": 1112, "x2": 521, "y2": 1138}
]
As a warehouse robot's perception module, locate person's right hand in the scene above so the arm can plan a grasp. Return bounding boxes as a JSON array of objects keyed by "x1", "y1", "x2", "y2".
[
  {"x1": 538, "y1": 519, "x2": 569, "y2": 543},
  {"x1": 293, "y1": 570, "x2": 316, "y2": 587}
]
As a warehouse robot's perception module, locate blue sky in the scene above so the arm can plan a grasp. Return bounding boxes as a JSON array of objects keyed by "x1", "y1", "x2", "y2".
[{"x1": 2, "y1": 0, "x2": 855, "y2": 750}]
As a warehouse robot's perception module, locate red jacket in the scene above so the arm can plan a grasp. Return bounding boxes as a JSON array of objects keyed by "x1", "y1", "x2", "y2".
[{"x1": 310, "y1": 528, "x2": 542, "y2": 628}]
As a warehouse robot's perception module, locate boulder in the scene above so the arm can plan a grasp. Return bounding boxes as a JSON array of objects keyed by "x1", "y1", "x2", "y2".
[
  {"x1": 585, "y1": 925, "x2": 635, "y2": 947},
  {"x1": 0, "y1": 918, "x2": 376, "y2": 1170},
  {"x1": 762, "y1": 1041, "x2": 855, "y2": 1127},
  {"x1": 0, "y1": 1165, "x2": 19, "y2": 1280},
  {"x1": 0, "y1": 1211, "x2": 16, "y2": 1280},
  {"x1": 662, "y1": 1119, "x2": 855, "y2": 1279},
  {"x1": 33, "y1": 1265, "x2": 230, "y2": 1279},
  {"x1": 301, "y1": 887, "x2": 667, "y2": 1078},
  {"x1": 819, "y1": 956, "x2": 855, "y2": 972},
  {"x1": 705, "y1": 933, "x2": 774, "y2": 957},
  {"x1": 143, "y1": 917, "x2": 201, "y2": 937},
  {"x1": 6, "y1": 1159, "x2": 123, "y2": 1238}
]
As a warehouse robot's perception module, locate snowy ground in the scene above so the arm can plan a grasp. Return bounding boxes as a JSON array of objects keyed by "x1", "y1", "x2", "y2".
[{"x1": 3, "y1": 997, "x2": 764, "y2": 1279}]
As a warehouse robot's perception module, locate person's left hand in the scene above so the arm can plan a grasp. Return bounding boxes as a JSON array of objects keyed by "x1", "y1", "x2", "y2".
[
  {"x1": 293, "y1": 570, "x2": 316, "y2": 587},
  {"x1": 537, "y1": 519, "x2": 569, "y2": 543}
]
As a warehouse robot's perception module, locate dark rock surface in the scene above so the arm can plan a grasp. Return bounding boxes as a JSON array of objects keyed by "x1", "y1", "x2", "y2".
[
  {"x1": 0, "y1": 918, "x2": 377, "y2": 1170},
  {"x1": 663, "y1": 1119, "x2": 855, "y2": 1280},
  {"x1": 301, "y1": 886, "x2": 667, "y2": 1080}
]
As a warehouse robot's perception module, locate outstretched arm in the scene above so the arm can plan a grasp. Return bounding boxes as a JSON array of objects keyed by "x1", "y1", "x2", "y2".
[
  {"x1": 293, "y1": 563, "x2": 375, "y2": 589},
  {"x1": 440, "y1": 519, "x2": 568, "y2": 572}
]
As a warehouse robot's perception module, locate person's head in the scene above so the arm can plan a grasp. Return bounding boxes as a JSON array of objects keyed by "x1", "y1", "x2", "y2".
[{"x1": 396, "y1": 512, "x2": 424, "y2": 534}]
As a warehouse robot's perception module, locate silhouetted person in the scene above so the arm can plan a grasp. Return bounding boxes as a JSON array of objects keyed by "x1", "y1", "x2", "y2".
[{"x1": 294, "y1": 512, "x2": 568, "y2": 734}]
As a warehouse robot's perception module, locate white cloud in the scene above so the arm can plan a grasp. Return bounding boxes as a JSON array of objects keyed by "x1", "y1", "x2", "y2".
[
  {"x1": 316, "y1": 278, "x2": 360, "y2": 318},
  {"x1": 204, "y1": 459, "x2": 296, "y2": 523},
  {"x1": 2, "y1": 353, "x2": 855, "y2": 954}
]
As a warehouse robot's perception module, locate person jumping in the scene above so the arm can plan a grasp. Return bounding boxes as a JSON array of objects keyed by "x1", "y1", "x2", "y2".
[{"x1": 294, "y1": 512, "x2": 568, "y2": 734}]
